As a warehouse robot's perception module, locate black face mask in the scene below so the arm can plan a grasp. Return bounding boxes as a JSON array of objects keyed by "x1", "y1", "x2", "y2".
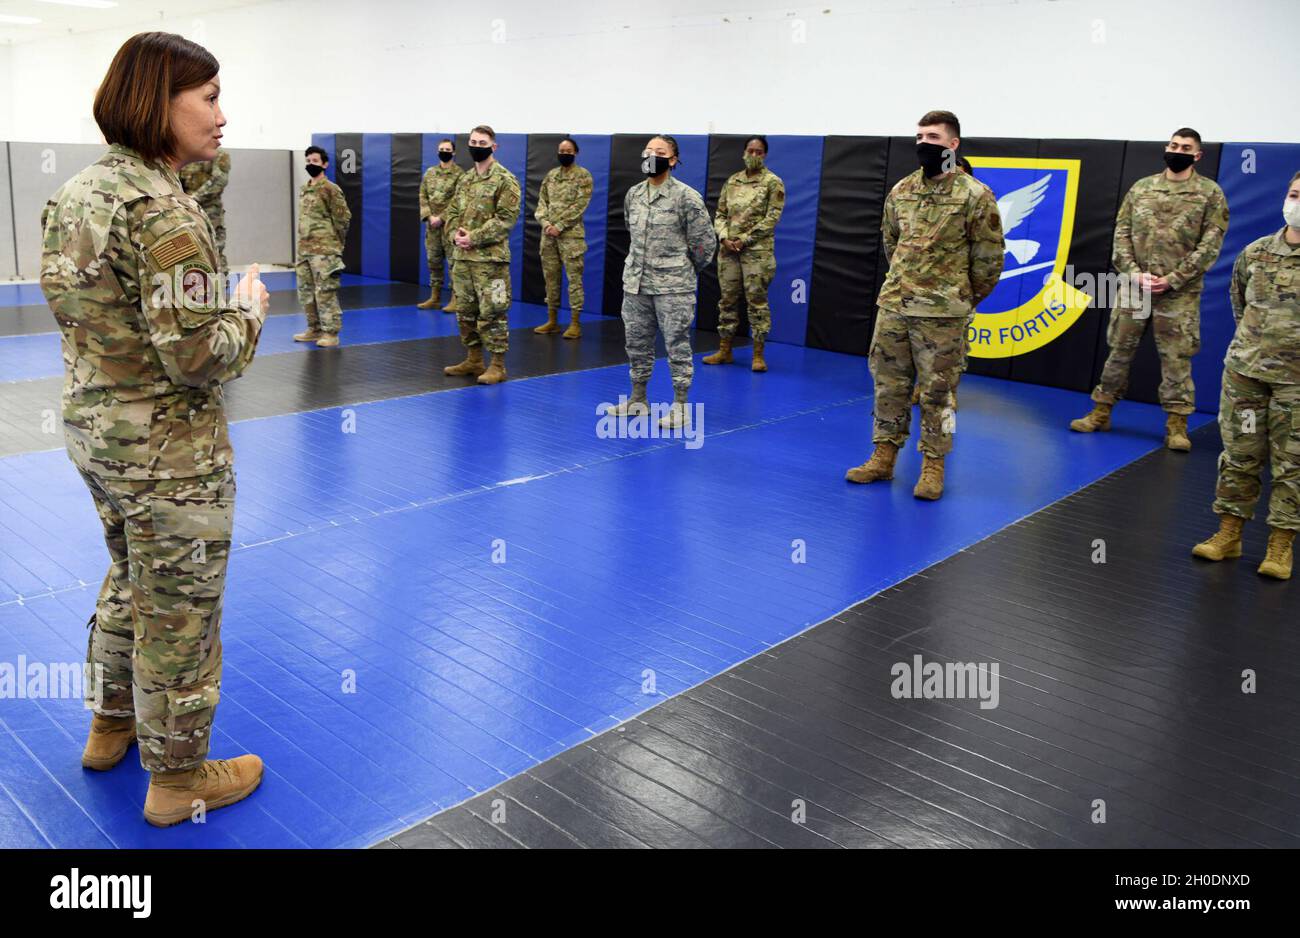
[
  {"x1": 438, "y1": 151, "x2": 454, "y2": 163},
  {"x1": 1163, "y1": 151, "x2": 1196, "y2": 173},
  {"x1": 468, "y1": 145, "x2": 493, "y2": 164},
  {"x1": 305, "y1": 163, "x2": 325, "y2": 178},
  {"x1": 641, "y1": 155, "x2": 672, "y2": 176},
  {"x1": 916, "y1": 142, "x2": 951, "y2": 177},
  {"x1": 557, "y1": 153, "x2": 575, "y2": 167}
]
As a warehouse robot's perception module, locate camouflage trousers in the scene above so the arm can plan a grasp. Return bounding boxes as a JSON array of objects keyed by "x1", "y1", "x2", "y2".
[
  {"x1": 541, "y1": 234, "x2": 585, "y2": 314},
  {"x1": 622, "y1": 292, "x2": 696, "y2": 392},
  {"x1": 453, "y1": 260, "x2": 511, "y2": 354},
  {"x1": 78, "y1": 467, "x2": 234, "y2": 773},
  {"x1": 870, "y1": 309, "x2": 964, "y2": 457},
  {"x1": 717, "y1": 248, "x2": 775, "y2": 340},
  {"x1": 1212, "y1": 368, "x2": 1300, "y2": 531},
  {"x1": 1093, "y1": 297, "x2": 1201, "y2": 415},
  {"x1": 425, "y1": 224, "x2": 453, "y2": 301},
  {"x1": 297, "y1": 253, "x2": 344, "y2": 335}
]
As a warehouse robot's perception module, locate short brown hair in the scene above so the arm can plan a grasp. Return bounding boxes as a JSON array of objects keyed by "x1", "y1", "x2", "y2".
[
  {"x1": 918, "y1": 110, "x2": 961, "y2": 139},
  {"x1": 1290, "y1": 170, "x2": 1299, "y2": 185},
  {"x1": 469, "y1": 125, "x2": 496, "y2": 141},
  {"x1": 94, "y1": 32, "x2": 219, "y2": 163}
]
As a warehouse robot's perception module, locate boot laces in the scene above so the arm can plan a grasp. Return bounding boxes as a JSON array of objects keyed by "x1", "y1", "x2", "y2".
[{"x1": 1265, "y1": 532, "x2": 1293, "y2": 564}]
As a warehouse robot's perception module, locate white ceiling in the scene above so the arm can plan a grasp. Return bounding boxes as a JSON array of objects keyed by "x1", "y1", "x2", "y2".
[{"x1": 0, "y1": 0, "x2": 271, "y2": 45}]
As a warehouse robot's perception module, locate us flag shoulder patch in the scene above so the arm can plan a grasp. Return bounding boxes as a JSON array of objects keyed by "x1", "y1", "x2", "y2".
[{"x1": 149, "y1": 230, "x2": 201, "y2": 269}]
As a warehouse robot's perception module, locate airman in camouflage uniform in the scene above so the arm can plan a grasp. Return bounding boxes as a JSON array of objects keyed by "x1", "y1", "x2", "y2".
[
  {"x1": 443, "y1": 127, "x2": 521, "y2": 385},
  {"x1": 535, "y1": 137, "x2": 593, "y2": 339},
  {"x1": 417, "y1": 139, "x2": 464, "y2": 310},
  {"x1": 294, "y1": 145, "x2": 352, "y2": 347},
  {"x1": 178, "y1": 148, "x2": 230, "y2": 271},
  {"x1": 848, "y1": 112, "x2": 1004, "y2": 500},
  {"x1": 41, "y1": 144, "x2": 267, "y2": 791},
  {"x1": 1072, "y1": 129, "x2": 1229, "y2": 450},
  {"x1": 705, "y1": 136, "x2": 784, "y2": 372},
  {"x1": 608, "y1": 135, "x2": 716, "y2": 430},
  {"x1": 1193, "y1": 178, "x2": 1300, "y2": 580}
]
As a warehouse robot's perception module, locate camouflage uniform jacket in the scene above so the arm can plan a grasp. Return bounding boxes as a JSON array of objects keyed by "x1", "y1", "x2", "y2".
[
  {"x1": 1112, "y1": 170, "x2": 1229, "y2": 293},
  {"x1": 40, "y1": 144, "x2": 261, "y2": 481},
  {"x1": 419, "y1": 162, "x2": 464, "y2": 222},
  {"x1": 448, "y1": 161, "x2": 521, "y2": 263},
  {"x1": 297, "y1": 176, "x2": 351, "y2": 256},
  {"x1": 622, "y1": 176, "x2": 717, "y2": 295},
  {"x1": 878, "y1": 168, "x2": 1005, "y2": 318},
  {"x1": 536, "y1": 164, "x2": 593, "y2": 239},
  {"x1": 1227, "y1": 228, "x2": 1300, "y2": 384},
  {"x1": 178, "y1": 149, "x2": 230, "y2": 212},
  {"x1": 714, "y1": 166, "x2": 785, "y2": 251}
]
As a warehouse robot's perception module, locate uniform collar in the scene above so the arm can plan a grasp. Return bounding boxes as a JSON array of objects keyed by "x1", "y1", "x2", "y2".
[
  {"x1": 645, "y1": 175, "x2": 678, "y2": 201},
  {"x1": 1268, "y1": 227, "x2": 1300, "y2": 255},
  {"x1": 107, "y1": 143, "x2": 181, "y2": 187}
]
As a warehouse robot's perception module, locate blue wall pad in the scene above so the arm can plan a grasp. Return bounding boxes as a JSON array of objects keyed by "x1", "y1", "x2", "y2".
[
  {"x1": 758, "y1": 135, "x2": 822, "y2": 346},
  {"x1": 0, "y1": 344, "x2": 1209, "y2": 848},
  {"x1": 361, "y1": 134, "x2": 392, "y2": 281},
  {"x1": 672, "y1": 134, "x2": 709, "y2": 201}
]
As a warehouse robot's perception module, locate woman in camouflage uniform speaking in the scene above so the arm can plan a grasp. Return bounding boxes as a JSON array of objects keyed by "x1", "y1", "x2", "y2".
[{"x1": 40, "y1": 32, "x2": 269, "y2": 826}]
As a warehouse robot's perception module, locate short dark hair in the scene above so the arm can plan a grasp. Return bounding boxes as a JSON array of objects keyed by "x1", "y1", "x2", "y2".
[
  {"x1": 744, "y1": 135, "x2": 769, "y2": 154},
  {"x1": 1171, "y1": 127, "x2": 1203, "y2": 149},
  {"x1": 649, "y1": 134, "x2": 680, "y2": 161},
  {"x1": 470, "y1": 125, "x2": 496, "y2": 141},
  {"x1": 305, "y1": 145, "x2": 329, "y2": 164},
  {"x1": 917, "y1": 110, "x2": 961, "y2": 139},
  {"x1": 559, "y1": 135, "x2": 580, "y2": 153},
  {"x1": 438, "y1": 137, "x2": 454, "y2": 150},
  {"x1": 93, "y1": 32, "x2": 219, "y2": 163}
]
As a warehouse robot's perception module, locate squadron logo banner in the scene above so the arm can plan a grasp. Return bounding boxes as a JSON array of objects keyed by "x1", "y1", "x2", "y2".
[{"x1": 967, "y1": 157, "x2": 1092, "y2": 358}]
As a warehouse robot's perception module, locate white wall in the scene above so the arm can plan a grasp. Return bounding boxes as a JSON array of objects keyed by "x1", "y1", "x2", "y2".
[{"x1": 2, "y1": 0, "x2": 1297, "y2": 147}]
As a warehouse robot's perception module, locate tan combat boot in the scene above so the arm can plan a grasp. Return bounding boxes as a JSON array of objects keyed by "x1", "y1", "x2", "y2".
[
  {"x1": 534, "y1": 309, "x2": 562, "y2": 335},
  {"x1": 562, "y1": 314, "x2": 582, "y2": 340},
  {"x1": 1191, "y1": 514, "x2": 1245, "y2": 561},
  {"x1": 416, "y1": 290, "x2": 440, "y2": 310},
  {"x1": 751, "y1": 337, "x2": 768, "y2": 372},
  {"x1": 1165, "y1": 413, "x2": 1192, "y2": 452},
  {"x1": 703, "y1": 337, "x2": 733, "y2": 365},
  {"x1": 477, "y1": 353, "x2": 508, "y2": 385},
  {"x1": 606, "y1": 385, "x2": 649, "y2": 417},
  {"x1": 315, "y1": 334, "x2": 339, "y2": 348},
  {"x1": 845, "y1": 442, "x2": 898, "y2": 484},
  {"x1": 82, "y1": 714, "x2": 136, "y2": 771},
  {"x1": 443, "y1": 294, "x2": 460, "y2": 314},
  {"x1": 444, "y1": 346, "x2": 485, "y2": 377},
  {"x1": 293, "y1": 329, "x2": 322, "y2": 343},
  {"x1": 144, "y1": 755, "x2": 264, "y2": 827},
  {"x1": 1070, "y1": 402, "x2": 1112, "y2": 433},
  {"x1": 1258, "y1": 527, "x2": 1295, "y2": 580},
  {"x1": 913, "y1": 455, "x2": 946, "y2": 500}
]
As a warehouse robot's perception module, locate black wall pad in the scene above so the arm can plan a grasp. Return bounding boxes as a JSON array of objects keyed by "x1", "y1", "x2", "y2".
[
  {"x1": 602, "y1": 134, "x2": 656, "y2": 316},
  {"x1": 1094, "y1": 141, "x2": 1224, "y2": 408},
  {"x1": 805, "y1": 136, "x2": 891, "y2": 355},
  {"x1": 389, "y1": 133, "x2": 424, "y2": 285},
  {"x1": 522, "y1": 134, "x2": 566, "y2": 307},
  {"x1": 696, "y1": 135, "x2": 751, "y2": 337},
  {"x1": 1009, "y1": 139, "x2": 1127, "y2": 393},
  {"x1": 385, "y1": 423, "x2": 1300, "y2": 850},
  {"x1": 334, "y1": 133, "x2": 364, "y2": 275}
]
